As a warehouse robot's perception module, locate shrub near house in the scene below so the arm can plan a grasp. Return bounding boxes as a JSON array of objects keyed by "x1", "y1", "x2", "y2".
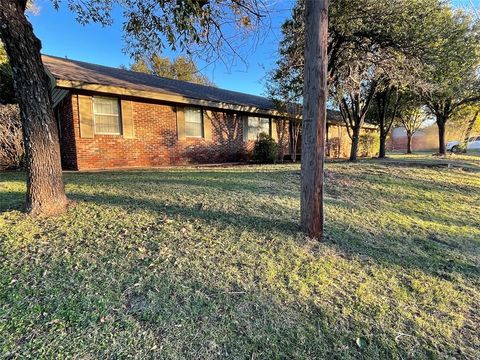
[{"x1": 252, "y1": 133, "x2": 279, "y2": 163}]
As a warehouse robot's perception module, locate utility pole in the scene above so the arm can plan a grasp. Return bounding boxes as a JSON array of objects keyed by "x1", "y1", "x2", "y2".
[{"x1": 300, "y1": 0, "x2": 329, "y2": 240}]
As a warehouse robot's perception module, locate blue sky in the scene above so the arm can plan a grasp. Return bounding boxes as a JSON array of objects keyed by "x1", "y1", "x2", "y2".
[{"x1": 29, "y1": 0, "x2": 295, "y2": 97}]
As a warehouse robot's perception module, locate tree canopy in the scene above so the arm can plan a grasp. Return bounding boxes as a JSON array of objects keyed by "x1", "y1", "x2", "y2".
[
  {"x1": 51, "y1": 0, "x2": 268, "y2": 61},
  {"x1": 418, "y1": 7, "x2": 480, "y2": 153},
  {"x1": 125, "y1": 54, "x2": 214, "y2": 86},
  {"x1": 269, "y1": 0, "x2": 480, "y2": 157}
]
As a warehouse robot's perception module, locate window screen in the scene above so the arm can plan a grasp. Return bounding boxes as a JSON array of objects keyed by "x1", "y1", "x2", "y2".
[
  {"x1": 93, "y1": 96, "x2": 121, "y2": 135},
  {"x1": 185, "y1": 107, "x2": 203, "y2": 137},
  {"x1": 246, "y1": 116, "x2": 270, "y2": 140}
]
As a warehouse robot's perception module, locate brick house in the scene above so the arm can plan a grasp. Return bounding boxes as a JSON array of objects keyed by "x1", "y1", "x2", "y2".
[{"x1": 44, "y1": 55, "x2": 375, "y2": 170}]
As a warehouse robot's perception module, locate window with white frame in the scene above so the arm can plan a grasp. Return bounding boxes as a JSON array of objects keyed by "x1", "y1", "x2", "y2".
[
  {"x1": 185, "y1": 107, "x2": 203, "y2": 137},
  {"x1": 93, "y1": 96, "x2": 122, "y2": 135},
  {"x1": 246, "y1": 116, "x2": 270, "y2": 140}
]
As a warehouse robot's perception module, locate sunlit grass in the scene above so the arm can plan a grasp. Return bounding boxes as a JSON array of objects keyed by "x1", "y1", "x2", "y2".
[{"x1": 1, "y1": 156, "x2": 479, "y2": 358}]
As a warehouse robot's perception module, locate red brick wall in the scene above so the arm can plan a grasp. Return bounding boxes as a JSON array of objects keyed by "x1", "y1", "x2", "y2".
[{"x1": 64, "y1": 93, "x2": 263, "y2": 170}]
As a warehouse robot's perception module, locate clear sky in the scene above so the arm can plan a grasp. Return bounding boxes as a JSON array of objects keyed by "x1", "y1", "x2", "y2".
[
  {"x1": 29, "y1": 0, "x2": 296, "y2": 97},
  {"x1": 29, "y1": 0, "x2": 478, "y2": 97}
]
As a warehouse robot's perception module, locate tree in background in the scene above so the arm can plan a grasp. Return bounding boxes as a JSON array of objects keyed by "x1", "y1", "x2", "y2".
[
  {"x1": 368, "y1": 87, "x2": 402, "y2": 158},
  {"x1": 332, "y1": 56, "x2": 378, "y2": 161},
  {"x1": 269, "y1": 0, "x2": 452, "y2": 91},
  {"x1": 265, "y1": 1, "x2": 304, "y2": 164},
  {"x1": 445, "y1": 105, "x2": 480, "y2": 151},
  {"x1": 398, "y1": 98, "x2": 426, "y2": 154},
  {"x1": 127, "y1": 54, "x2": 214, "y2": 86},
  {"x1": 266, "y1": 1, "x2": 304, "y2": 101},
  {"x1": 270, "y1": 0, "x2": 457, "y2": 238},
  {"x1": 0, "y1": 0, "x2": 266, "y2": 216},
  {"x1": 419, "y1": 9, "x2": 480, "y2": 155},
  {"x1": 269, "y1": 0, "x2": 451, "y2": 162}
]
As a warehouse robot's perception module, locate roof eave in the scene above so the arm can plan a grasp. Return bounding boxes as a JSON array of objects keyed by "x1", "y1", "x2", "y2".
[{"x1": 55, "y1": 79, "x2": 280, "y2": 117}]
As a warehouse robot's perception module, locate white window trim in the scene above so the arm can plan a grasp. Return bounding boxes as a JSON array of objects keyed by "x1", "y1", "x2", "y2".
[
  {"x1": 185, "y1": 107, "x2": 204, "y2": 138},
  {"x1": 245, "y1": 116, "x2": 271, "y2": 141},
  {"x1": 92, "y1": 96, "x2": 122, "y2": 136}
]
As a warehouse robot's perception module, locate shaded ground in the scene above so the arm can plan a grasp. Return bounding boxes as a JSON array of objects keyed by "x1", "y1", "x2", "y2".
[
  {"x1": 1, "y1": 156, "x2": 479, "y2": 359},
  {"x1": 372, "y1": 152, "x2": 480, "y2": 172}
]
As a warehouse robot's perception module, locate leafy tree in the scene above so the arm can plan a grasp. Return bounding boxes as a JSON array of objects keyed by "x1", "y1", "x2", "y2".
[
  {"x1": 367, "y1": 87, "x2": 402, "y2": 158},
  {"x1": 398, "y1": 99, "x2": 427, "y2": 154},
  {"x1": 419, "y1": 9, "x2": 480, "y2": 155},
  {"x1": 332, "y1": 56, "x2": 379, "y2": 161},
  {"x1": 0, "y1": 0, "x2": 265, "y2": 215},
  {"x1": 269, "y1": 0, "x2": 448, "y2": 91},
  {"x1": 270, "y1": 0, "x2": 450, "y2": 162},
  {"x1": 127, "y1": 54, "x2": 214, "y2": 86},
  {"x1": 266, "y1": 1, "x2": 304, "y2": 101},
  {"x1": 450, "y1": 105, "x2": 480, "y2": 147}
]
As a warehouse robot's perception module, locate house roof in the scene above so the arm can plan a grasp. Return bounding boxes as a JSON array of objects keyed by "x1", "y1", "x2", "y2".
[
  {"x1": 42, "y1": 55, "x2": 362, "y2": 126},
  {"x1": 43, "y1": 55, "x2": 277, "y2": 112}
]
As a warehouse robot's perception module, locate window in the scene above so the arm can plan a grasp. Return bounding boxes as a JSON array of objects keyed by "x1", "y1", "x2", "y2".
[
  {"x1": 185, "y1": 107, "x2": 203, "y2": 137},
  {"x1": 93, "y1": 96, "x2": 122, "y2": 135},
  {"x1": 246, "y1": 116, "x2": 270, "y2": 140}
]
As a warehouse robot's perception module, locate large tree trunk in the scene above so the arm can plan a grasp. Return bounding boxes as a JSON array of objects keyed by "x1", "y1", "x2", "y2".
[
  {"x1": 406, "y1": 134, "x2": 413, "y2": 154},
  {"x1": 0, "y1": 1, "x2": 68, "y2": 215},
  {"x1": 300, "y1": 0, "x2": 328, "y2": 240},
  {"x1": 437, "y1": 118, "x2": 447, "y2": 155},
  {"x1": 349, "y1": 127, "x2": 360, "y2": 161}
]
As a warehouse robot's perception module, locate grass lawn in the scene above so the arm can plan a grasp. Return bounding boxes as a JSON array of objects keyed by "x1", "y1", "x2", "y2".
[{"x1": 1, "y1": 155, "x2": 479, "y2": 359}]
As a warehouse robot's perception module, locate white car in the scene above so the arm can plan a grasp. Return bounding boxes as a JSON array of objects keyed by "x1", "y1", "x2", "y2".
[{"x1": 447, "y1": 135, "x2": 480, "y2": 152}]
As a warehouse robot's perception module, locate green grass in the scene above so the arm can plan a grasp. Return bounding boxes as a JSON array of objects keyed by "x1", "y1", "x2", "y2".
[
  {"x1": 1, "y1": 156, "x2": 479, "y2": 359},
  {"x1": 377, "y1": 151, "x2": 480, "y2": 172}
]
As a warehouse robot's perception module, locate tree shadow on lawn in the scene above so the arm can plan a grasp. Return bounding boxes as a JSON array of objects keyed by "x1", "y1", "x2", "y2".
[
  {"x1": 325, "y1": 214, "x2": 480, "y2": 282},
  {"x1": 67, "y1": 169, "x2": 300, "y2": 198},
  {"x1": 331, "y1": 167, "x2": 480, "y2": 229},
  {"x1": 1, "y1": 169, "x2": 478, "y2": 357},
  {"x1": 0, "y1": 190, "x2": 24, "y2": 212},
  {"x1": 68, "y1": 190, "x2": 301, "y2": 236},
  {"x1": 65, "y1": 187, "x2": 480, "y2": 284},
  {"x1": 2, "y1": 168, "x2": 478, "y2": 284}
]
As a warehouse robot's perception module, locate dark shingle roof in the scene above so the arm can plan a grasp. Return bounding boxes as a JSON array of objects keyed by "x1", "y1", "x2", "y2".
[
  {"x1": 42, "y1": 55, "x2": 275, "y2": 111},
  {"x1": 42, "y1": 55, "x2": 352, "y2": 125}
]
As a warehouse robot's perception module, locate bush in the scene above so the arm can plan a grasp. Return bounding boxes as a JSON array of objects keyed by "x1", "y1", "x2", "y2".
[
  {"x1": 252, "y1": 132, "x2": 279, "y2": 163},
  {"x1": 358, "y1": 132, "x2": 379, "y2": 158},
  {"x1": 0, "y1": 104, "x2": 24, "y2": 170}
]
